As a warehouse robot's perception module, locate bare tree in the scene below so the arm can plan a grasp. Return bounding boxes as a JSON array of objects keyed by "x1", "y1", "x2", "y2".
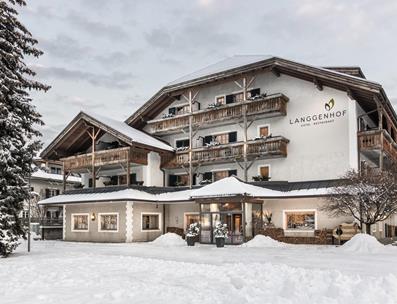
[{"x1": 322, "y1": 166, "x2": 397, "y2": 234}]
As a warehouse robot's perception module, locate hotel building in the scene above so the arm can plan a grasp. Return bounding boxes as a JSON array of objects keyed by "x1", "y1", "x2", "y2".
[{"x1": 39, "y1": 56, "x2": 397, "y2": 244}]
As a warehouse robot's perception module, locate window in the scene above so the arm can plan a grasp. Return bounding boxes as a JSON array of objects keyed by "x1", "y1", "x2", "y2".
[
  {"x1": 248, "y1": 88, "x2": 261, "y2": 98},
  {"x1": 169, "y1": 104, "x2": 189, "y2": 116},
  {"x1": 284, "y1": 210, "x2": 316, "y2": 231},
  {"x1": 259, "y1": 126, "x2": 269, "y2": 137},
  {"x1": 185, "y1": 213, "x2": 200, "y2": 230},
  {"x1": 176, "y1": 139, "x2": 190, "y2": 148},
  {"x1": 214, "y1": 133, "x2": 229, "y2": 145},
  {"x1": 259, "y1": 166, "x2": 270, "y2": 179},
  {"x1": 99, "y1": 213, "x2": 118, "y2": 232},
  {"x1": 50, "y1": 167, "x2": 62, "y2": 175},
  {"x1": 72, "y1": 214, "x2": 89, "y2": 231},
  {"x1": 214, "y1": 170, "x2": 229, "y2": 181},
  {"x1": 205, "y1": 132, "x2": 237, "y2": 145},
  {"x1": 213, "y1": 170, "x2": 237, "y2": 181},
  {"x1": 45, "y1": 188, "x2": 60, "y2": 198},
  {"x1": 169, "y1": 174, "x2": 189, "y2": 186},
  {"x1": 119, "y1": 173, "x2": 137, "y2": 185},
  {"x1": 142, "y1": 213, "x2": 160, "y2": 231},
  {"x1": 216, "y1": 96, "x2": 225, "y2": 105}
]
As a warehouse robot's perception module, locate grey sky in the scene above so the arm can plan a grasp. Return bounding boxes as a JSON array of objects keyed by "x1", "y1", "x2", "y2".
[{"x1": 19, "y1": 0, "x2": 397, "y2": 145}]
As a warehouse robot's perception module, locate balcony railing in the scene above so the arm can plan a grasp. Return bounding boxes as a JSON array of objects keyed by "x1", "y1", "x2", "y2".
[
  {"x1": 162, "y1": 136, "x2": 288, "y2": 168},
  {"x1": 61, "y1": 146, "x2": 148, "y2": 172},
  {"x1": 358, "y1": 129, "x2": 397, "y2": 161},
  {"x1": 147, "y1": 93, "x2": 288, "y2": 134}
]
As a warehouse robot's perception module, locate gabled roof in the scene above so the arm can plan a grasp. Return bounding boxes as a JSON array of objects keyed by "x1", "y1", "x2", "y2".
[
  {"x1": 126, "y1": 55, "x2": 397, "y2": 129},
  {"x1": 190, "y1": 176, "x2": 281, "y2": 198},
  {"x1": 41, "y1": 111, "x2": 173, "y2": 159},
  {"x1": 168, "y1": 55, "x2": 273, "y2": 86}
]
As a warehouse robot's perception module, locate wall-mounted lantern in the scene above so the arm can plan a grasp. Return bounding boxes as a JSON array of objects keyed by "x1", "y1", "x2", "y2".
[{"x1": 91, "y1": 213, "x2": 96, "y2": 221}]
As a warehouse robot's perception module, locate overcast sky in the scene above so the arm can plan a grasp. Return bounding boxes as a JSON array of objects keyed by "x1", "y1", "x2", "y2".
[{"x1": 19, "y1": 0, "x2": 397, "y2": 146}]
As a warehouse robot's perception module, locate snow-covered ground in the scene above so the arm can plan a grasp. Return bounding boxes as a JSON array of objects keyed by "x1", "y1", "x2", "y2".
[{"x1": 1, "y1": 236, "x2": 397, "y2": 304}]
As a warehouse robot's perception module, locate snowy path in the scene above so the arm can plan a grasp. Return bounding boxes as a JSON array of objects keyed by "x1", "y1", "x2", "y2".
[{"x1": 1, "y1": 240, "x2": 397, "y2": 304}]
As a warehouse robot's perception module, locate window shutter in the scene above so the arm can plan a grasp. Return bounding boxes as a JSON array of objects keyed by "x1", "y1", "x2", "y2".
[
  {"x1": 88, "y1": 178, "x2": 93, "y2": 188},
  {"x1": 168, "y1": 107, "x2": 176, "y2": 115},
  {"x1": 228, "y1": 170, "x2": 237, "y2": 177},
  {"x1": 226, "y1": 94, "x2": 234, "y2": 104},
  {"x1": 130, "y1": 173, "x2": 137, "y2": 183},
  {"x1": 56, "y1": 189, "x2": 60, "y2": 196},
  {"x1": 250, "y1": 88, "x2": 260, "y2": 97},
  {"x1": 193, "y1": 174, "x2": 197, "y2": 185},
  {"x1": 45, "y1": 189, "x2": 50, "y2": 198},
  {"x1": 228, "y1": 132, "x2": 237, "y2": 143},
  {"x1": 169, "y1": 175, "x2": 177, "y2": 186}
]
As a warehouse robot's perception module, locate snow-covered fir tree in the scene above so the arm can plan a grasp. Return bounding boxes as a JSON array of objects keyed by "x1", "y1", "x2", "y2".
[{"x1": 0, "y1": 0, "x2": 49, "y2": 257}]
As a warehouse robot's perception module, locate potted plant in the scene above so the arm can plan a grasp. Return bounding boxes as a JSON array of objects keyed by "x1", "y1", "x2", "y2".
[
  {"x1": 186, "y1": 223, "x2": 200, "y2": 246},
  {"x1": 213, "y1": 223, "x2": 228, "y2": 248}
]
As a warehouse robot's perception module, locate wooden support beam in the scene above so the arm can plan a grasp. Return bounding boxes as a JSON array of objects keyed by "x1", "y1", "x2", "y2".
[{"x1": 313, "y1": 77, "x2": 323, "y2": 91}]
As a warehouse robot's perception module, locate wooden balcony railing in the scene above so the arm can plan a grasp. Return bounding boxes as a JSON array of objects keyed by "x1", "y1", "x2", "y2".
[
  {"x1": 162, "y1": 137, "x2": 288, "y2": 168},
  {"x1": 148, "y1": 93, "x2": 288, "y2": 134},
  {"x1": 358, "y1": 129, "x2": 397, "y2": 161},
  {"x1": 61, "y1": 146, "x2": 148, "y2": 172}
]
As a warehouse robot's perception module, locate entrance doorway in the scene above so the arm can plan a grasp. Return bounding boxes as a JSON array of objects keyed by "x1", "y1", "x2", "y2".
[{"x1": 199, "y1": 202, "x2": 262, "y2": 245}]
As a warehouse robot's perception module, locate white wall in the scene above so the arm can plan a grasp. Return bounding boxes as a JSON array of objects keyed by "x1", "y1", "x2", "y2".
[{"x1": 151, "y1": 71, "x2": 355, "y2": 182}]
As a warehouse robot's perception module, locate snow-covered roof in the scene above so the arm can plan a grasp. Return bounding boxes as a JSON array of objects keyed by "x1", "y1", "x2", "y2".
[
  {"x1": 190, "y1": 176, "x2": 282, "y2": 198},
  {"x1": 83, "y1": 111, "x2": 173, "y2": 152},
  {"x1": 38, "y1": 188, "x2": 194, "y2": 205},
  {"x1": 168, "y1": 55, "x2": 273, "y2": 86},
  {"x1": 32, "y1": 168, "x2": 81, "y2": 183},
  {"x1": 39, "y1": 176, "x2": 332, "y2": 205}
]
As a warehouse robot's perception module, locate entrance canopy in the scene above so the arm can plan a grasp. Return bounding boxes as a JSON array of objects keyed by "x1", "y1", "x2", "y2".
[{"x1": 190, "y1": 176, "x2": 282, "y2": 198}]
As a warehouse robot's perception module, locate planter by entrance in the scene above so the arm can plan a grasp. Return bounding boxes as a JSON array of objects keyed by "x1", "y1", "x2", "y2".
[
  {"x1": 215, "y1": 237, "x2": 225, "y2": 248},
  {"x1": 186, "y1": 237, "x2": 195, "y2": 246}
]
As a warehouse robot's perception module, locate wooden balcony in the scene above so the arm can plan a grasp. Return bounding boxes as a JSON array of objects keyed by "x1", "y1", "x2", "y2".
[
  {"x1": 162, "y1": 136, "x2": 289, "y2": 168},
  {"x1": 61, "y1": 146, "x2": 148, "y2": 172},
  {"x1": 358, "y1": 129, "x2": 397, "y2": 161},
  {"x1": 147, "y1": 93, "x2": 288, "y2": 135}
]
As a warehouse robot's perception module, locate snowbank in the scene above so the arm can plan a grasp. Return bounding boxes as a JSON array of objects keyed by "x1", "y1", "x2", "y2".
[
  {"x1": 241, "y1": 235, "x2": 285, "y2": 248},
  {"x1": 150, "y1": 233, "x2": 186, "y2": 247},
  {"x1": 341, "y1": 233, "x2": 384, "y2": 253}
]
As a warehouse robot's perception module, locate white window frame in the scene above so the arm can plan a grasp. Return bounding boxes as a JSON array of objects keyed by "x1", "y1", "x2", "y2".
[
  {"x1": 98, "y1": 212, "x2": 119, "y2": 233},
  {"x1": 141, "y1": 212, "x2": 162, "y2": 232},
  {"x1": 257, "y1": 164, "x2": 271, "y2": 178},
  {"x1": 183, "y1": 212, "x2": 200, "y2": 232},
  {"x1": 257, "y1": 124, "x2": 271, "y2": 137},
  {"x1": 71, "y1": 213, "x2": 89, "y2": 232},
  {"x1": 283, "y1": 209, "x2": 317, "y2": 232}
]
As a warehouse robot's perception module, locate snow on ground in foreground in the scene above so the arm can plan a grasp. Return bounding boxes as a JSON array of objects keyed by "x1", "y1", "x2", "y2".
[
  {"x1": 150, "y1": 232, "x2": 186, "y2": 247},
  {"x1": 341, "y1": 233, "x2": 385, "y2": 253},
  {"x1": 241, "y1": 235, "x2": 286, "y2": 248},
  {"x1": 1, "y1": 241, "x2": 397, "y2": 304}
]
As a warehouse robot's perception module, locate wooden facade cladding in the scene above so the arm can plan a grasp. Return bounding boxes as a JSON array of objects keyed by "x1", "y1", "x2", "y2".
[
  {"x1": 162, "y1": 137, "x2": 289, "y2": 168},
  {"x1": 147, "y1": 93, "x2": 288, "y2": 135},
  {"x1": 61, "y1": 147, "x2": 148, "y2": 172},
  {"x1": 358, "y1": 129, "x2": 397, "y2": 161}
]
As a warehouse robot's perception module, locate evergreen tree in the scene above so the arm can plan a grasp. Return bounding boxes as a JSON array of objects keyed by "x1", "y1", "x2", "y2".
[{"x1": 0, "y1": 0, "x2": 49, "y2": 257}]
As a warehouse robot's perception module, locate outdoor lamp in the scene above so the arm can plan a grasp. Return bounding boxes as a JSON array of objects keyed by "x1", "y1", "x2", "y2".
[{"x1": 91, "y1": 213, "x2": 96, "y2": 221}]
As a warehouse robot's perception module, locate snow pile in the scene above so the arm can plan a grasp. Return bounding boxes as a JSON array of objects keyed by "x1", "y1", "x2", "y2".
[
  {"x1": 341, "y1": 234, "x2": 384, "y2": 253},
  {"x1": 241, "y1": 235, "x2": 285, "y2": 248},
  {"x1": 150, "y1": 233, "x2": 186, "y2": 247}
]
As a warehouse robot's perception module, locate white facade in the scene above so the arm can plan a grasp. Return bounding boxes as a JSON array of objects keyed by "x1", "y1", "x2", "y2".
[{"x1": 146, "y1": 72, "x2": 359, "y2": 184}]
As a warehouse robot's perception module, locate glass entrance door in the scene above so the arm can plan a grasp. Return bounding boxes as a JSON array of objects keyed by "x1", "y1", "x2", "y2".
[{"x1": 200, "y1": 202, "x2": 244, "y2": 245}]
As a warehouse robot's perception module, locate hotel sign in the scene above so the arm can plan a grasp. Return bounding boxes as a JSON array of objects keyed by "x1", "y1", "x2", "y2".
[{"x1": 289, "y1": 99, "x2": 347, "y2": 128}]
